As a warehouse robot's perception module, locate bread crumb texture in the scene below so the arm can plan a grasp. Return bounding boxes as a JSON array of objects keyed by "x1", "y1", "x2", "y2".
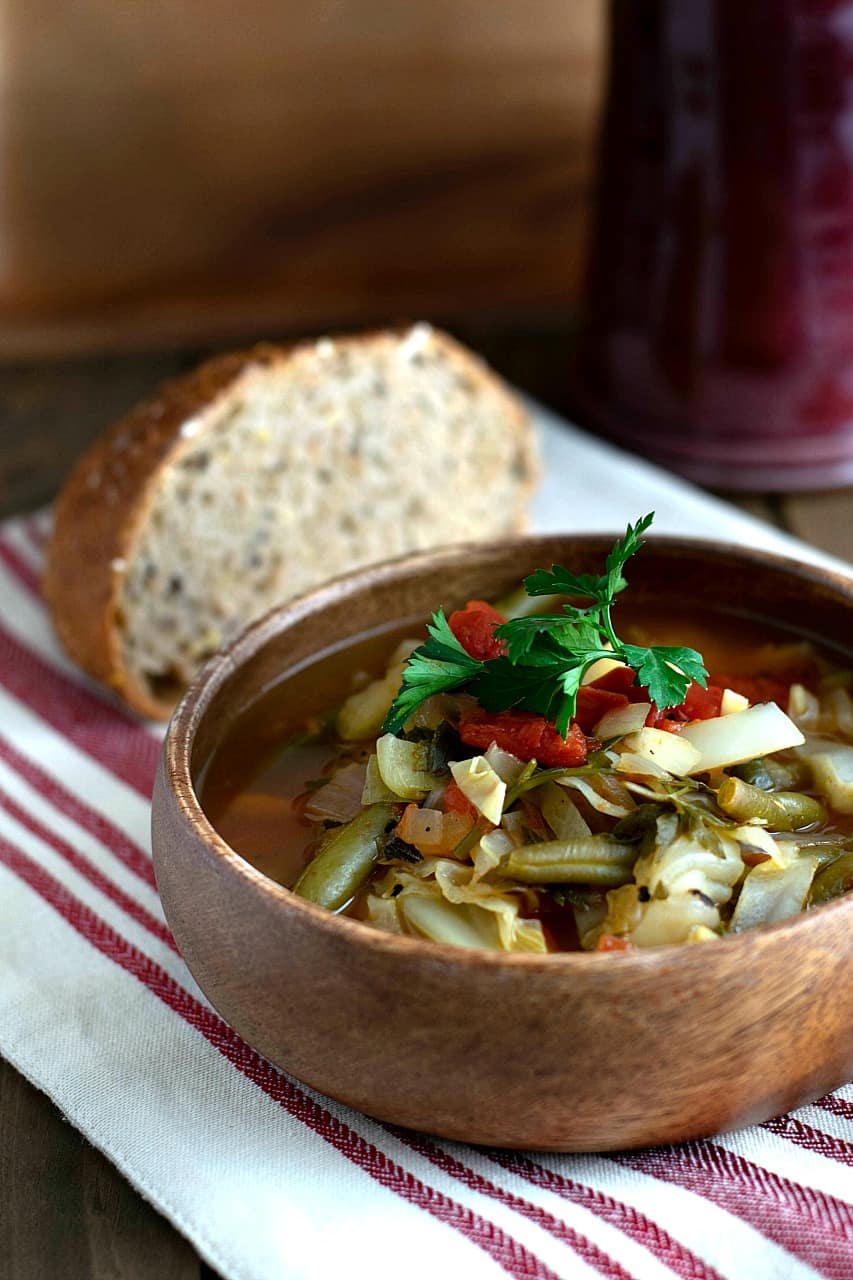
[{"x1": 117, "y1": 330, "x2": 536, "y2": 698}]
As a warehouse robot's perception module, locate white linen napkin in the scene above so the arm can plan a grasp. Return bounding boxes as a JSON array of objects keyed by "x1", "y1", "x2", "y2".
[{"x1": 0, "y1": 406, "x2": 850, "y2": 1280}]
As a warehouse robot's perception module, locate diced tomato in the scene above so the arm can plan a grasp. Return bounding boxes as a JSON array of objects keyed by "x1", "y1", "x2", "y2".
[
  {"x1": 596, "y1": 933, "x2": 632, "y2": 953},
  {"x1": 573, "y1": 685, "x2": 629, "y2": 733},
  {"x1": 681, "y1": 680, "x2": 724, "y2": 720},
  {"x1": 443, "y1": 779, "x2": 479, "y2": 819},
  {"x1": 640, "y1": 680, "x2": 723, "y2": 731},
  {"x1": 458, "y1": 708, "x2": 590, "y2": 767},
  {"x1": 448, "y1": 600, "x2": 507, "y2": 660},
  {"x1": 645, "y1": 709, "x2": 685, "y2": 732},
  {"x1": 588, "y1": 666, "x2": 645, "y2": 700},
  {"x1": 587, "y1": 668, "x2": 723, "y2": 731}
]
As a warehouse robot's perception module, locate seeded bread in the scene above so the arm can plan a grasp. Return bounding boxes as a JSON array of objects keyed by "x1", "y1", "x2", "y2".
[{"x1": 45, "y1": 327, "x2": 538, "y2": 719}]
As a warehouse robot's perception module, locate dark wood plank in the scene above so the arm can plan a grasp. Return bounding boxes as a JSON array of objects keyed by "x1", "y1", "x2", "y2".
[
  {"x1": 779, "y1": 491, "x2": 853, "y2": 566},
  {"x1": 716, "y1": 493, "x2": 786, "y2": 531},
  {"x1": 0, "y1": 1058, "x2": 205, "y2": 1280},
  {"x1": 0, "y1": 353, "x2": 191, "y2": 518}
]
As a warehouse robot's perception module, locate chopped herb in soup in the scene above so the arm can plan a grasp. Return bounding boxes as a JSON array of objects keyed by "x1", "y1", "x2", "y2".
[{"x1": 202, "y1": 515, "x2": 853, "y2": 953}]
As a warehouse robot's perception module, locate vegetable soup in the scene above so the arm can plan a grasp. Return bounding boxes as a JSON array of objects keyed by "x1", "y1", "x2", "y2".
[{"x1": 201, "y1": 518, "x2": 853, "y2": 953}]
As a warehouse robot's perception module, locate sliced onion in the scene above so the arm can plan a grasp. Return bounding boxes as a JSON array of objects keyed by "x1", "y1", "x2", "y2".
[
  {"x1": 679, "y1": 702, "x2": 804, "y2": 773},
  {"x1": 558, "y1": 775, "x2": 634, "y2": 817},
  {"x1": 361, "y1": 754, "x2": 398, "y2": 804},
  {"x1": 621, "y1": 727, "x2": 702, "y2": 775},
  {"x1": 395, "y1": 804, "x2": 473, "y2": 855},
  {"x1": 730, "y1": 856, "x2": 817, "y2": 931},
  {"x1": 305, "y1": 762, "x2": 367, "y2": 822},
  {"x1": 376, "y1": 733, "x2": 442, "y2": 799},
  {"x1": 595, "y1": 702, "x2": 651, "y2": 740},
  {"x1": 484, "y1": 743, "x2": 527, "y2": 785},
  {"x1": 538, "y1": 781, "x2": 591, "y2": 838}
]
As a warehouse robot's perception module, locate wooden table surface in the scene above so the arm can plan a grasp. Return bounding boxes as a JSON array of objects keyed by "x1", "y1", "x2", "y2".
[{"x1": 1, "y1": 343, "x2": 852, "y2": 1278}]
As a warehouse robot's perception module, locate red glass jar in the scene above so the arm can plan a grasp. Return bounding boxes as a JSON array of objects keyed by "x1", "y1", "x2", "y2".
[{"x1": 576, "y1": 1, "x2": 853, "y2": 489}]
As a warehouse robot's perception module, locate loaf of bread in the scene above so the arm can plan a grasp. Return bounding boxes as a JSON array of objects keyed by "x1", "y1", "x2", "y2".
[{"x1": 45, "y1": 327, "x2": 538, "y2": 719}]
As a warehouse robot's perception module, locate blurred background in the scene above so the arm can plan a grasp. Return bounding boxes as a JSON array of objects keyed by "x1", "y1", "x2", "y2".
[
  {"x1": 2, "y1": 0, "x2": 853, "y2": 538},
  {"x1": 0, "y1": 0, "x2": 602, "y2": 515}
]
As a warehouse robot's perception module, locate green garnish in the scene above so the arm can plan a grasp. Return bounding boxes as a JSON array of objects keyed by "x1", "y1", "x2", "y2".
[
  {"x1": 379, "y1": 610, "x2": 486, "y2": 732},
  {"x1": 382, "y1": 513, "x2": 708, "y2": 737}
]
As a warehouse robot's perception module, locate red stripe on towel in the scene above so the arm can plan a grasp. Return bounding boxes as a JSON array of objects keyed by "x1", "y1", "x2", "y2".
[
  {"x1": 0, "y1": 734, "x2": 156, "y2": 888},
  {"x1": 487, "y1": 1150, "x2": 725, "y2": 1280},
  {"x1": 616, "y1": 1141, "x2": 853, "y2": 1280},
  {"x1": 762, "y1": 1114, "x2": 853, "y2": 1167},
  {"x1": 0, "y1": 533, "x2": 41, "y2": 597},
  {"x1": 0, "y1": 834, "x2": 563, "y2": 1280},
  {"x1": 389, "y1": 1129, "x2": 633, "y2": 1280},
  {"x1": 0, "y1": 621, "x2": 158, "y2": 797},
  {"x1": 0, "y1": 784, "x2": 174, "y2": 951},
  {"x1": 817, "y1": 1094, "x2": 853, "y2": 1123}
]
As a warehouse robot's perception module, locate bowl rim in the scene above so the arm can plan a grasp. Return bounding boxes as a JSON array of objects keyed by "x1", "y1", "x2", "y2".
[{"x1": 158, "y1": 531, "x2": 853, "y2": 973}]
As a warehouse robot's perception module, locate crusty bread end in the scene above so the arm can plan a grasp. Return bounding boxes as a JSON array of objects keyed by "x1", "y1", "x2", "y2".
[{"x1": 45, "y1": 327, "x2": 537, "y2": 719}]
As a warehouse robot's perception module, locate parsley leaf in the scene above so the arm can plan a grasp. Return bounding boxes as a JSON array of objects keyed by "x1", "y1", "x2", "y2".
[
  {"x1": 380, "y1": 609, "x2": 484, "y2": 735},
  {"x1": 620, "y1": 644, "x2": 708, "y2": 710},
  {"x1": 604, "y1": 511, "x2": 654, "y2": 599},
  {"x1": 522, "y1": 566, "x2": 609, "y2": 603},
  {"x1": 381, "y1": 513, "x2": 709, "y2": 737}
]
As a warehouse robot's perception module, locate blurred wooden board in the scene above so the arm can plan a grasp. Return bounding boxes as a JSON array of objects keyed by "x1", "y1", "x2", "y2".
[{"x1": 0, "y1": 0, "x2": 605, "y2": 356}]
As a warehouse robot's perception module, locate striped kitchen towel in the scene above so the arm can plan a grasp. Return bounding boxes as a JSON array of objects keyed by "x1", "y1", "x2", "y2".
[{"x1": 0, "y1": 407, "x2": 850, "y2": 1280}]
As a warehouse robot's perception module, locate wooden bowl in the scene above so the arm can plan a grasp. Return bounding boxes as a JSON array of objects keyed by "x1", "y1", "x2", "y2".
[{"x1": 151, "y1": 536, "x2": 853, "y2": 1151}]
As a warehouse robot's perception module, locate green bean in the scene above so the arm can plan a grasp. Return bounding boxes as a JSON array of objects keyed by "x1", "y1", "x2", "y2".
[
  {"x1": 808, "y1": 851, "x2": 853, "y2": 907},
  {"x1": 506, "y1": 837, "x2": 638, "y2": 887},
  {"x1": 293, "y1": 803, "x2": 396, "y2": 911},
  {"x1": 730, "y1": 758, "x2": 776, "y2": 790},
  {"x1": 716, "y1": 777, "x2": 826, "y2": 831},
  {"x1": 730, "y1": 757, "x2": 810, "y2": 791}
]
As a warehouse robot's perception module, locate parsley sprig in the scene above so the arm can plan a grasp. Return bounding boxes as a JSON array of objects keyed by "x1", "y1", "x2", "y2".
[{"x1": 382, "y1": 514, "x2": 708, "y2": 737}]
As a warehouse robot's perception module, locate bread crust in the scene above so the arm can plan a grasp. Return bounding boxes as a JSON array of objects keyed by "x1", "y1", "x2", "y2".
[{"x1": 45, "y1": 330, "x2": 536, "y2": 720}]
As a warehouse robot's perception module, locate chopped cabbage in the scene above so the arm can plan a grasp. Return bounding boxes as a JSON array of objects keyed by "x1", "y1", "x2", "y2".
[
  {"x1": 379, "y1": 860, "x2": 547, "y2": 953},
  {"x1": 633, "y1": 826, "x2": 743, "y2": 905},
  {"x1": 804, "y1": 745, "x2": 853, "y2": 814},
  {"x1": 449, "y1": 756, "x2": 506, "y2": 824}
]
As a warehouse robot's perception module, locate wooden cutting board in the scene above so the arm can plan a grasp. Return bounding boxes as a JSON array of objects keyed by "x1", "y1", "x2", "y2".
[{"x1": 0, "y1": 0, "x2": 605, "y2": 355}]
